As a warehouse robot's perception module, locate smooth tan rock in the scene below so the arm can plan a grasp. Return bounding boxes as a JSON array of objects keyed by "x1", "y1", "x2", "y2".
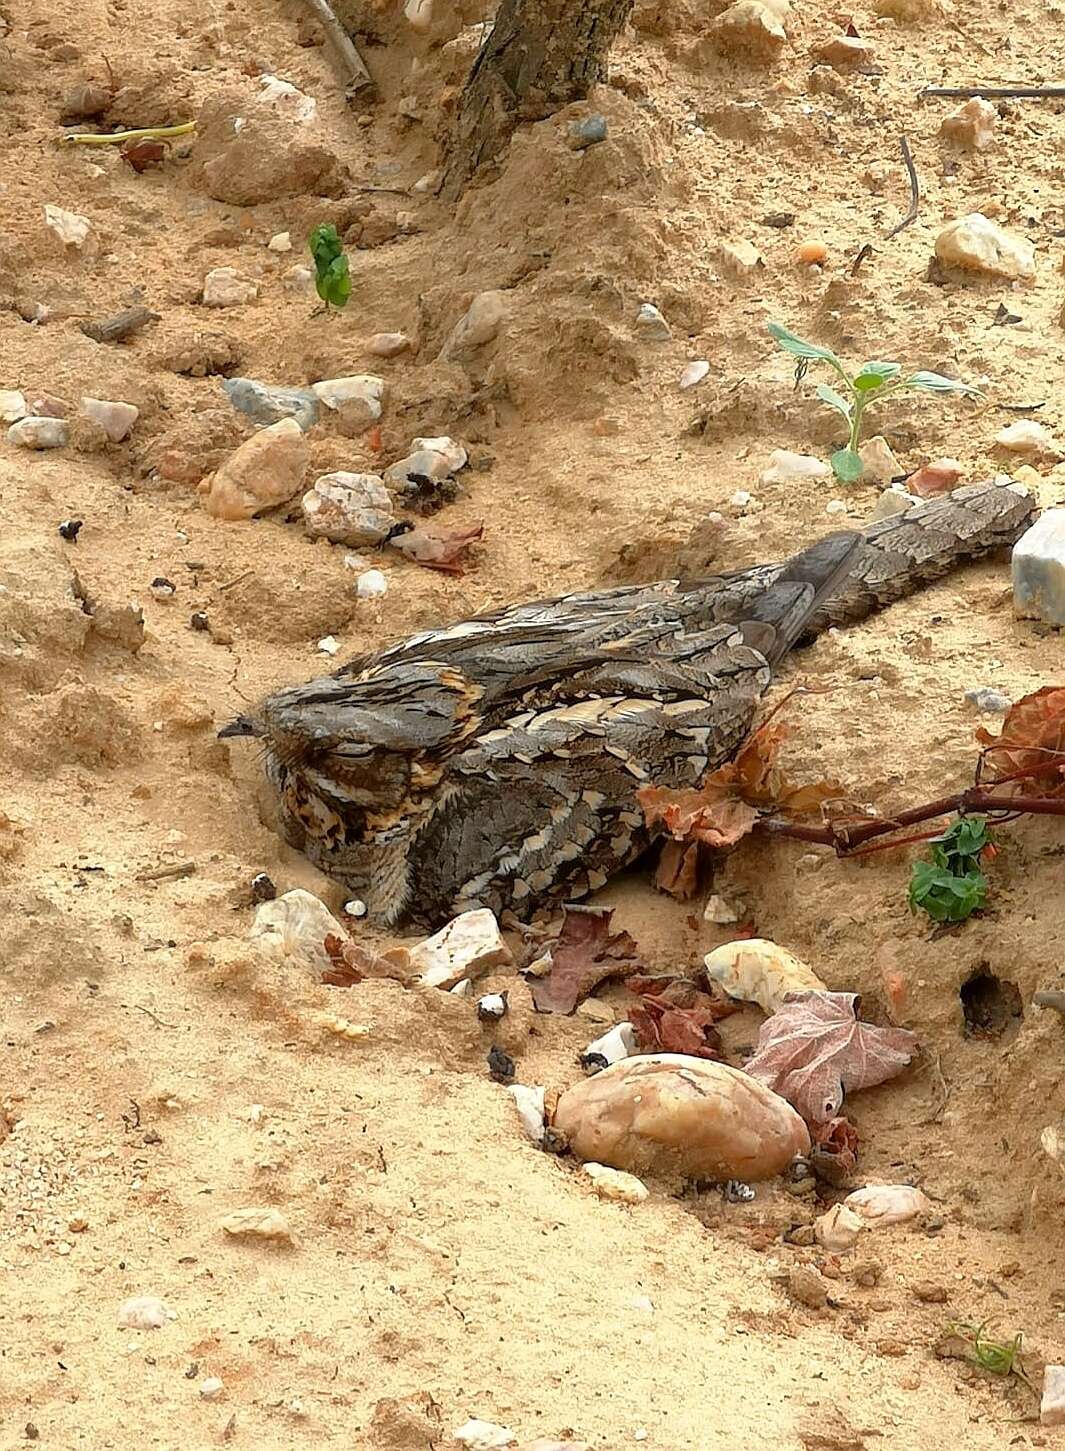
[
  {"x1": 815, "y1": 1202, "x2": 864, "y2": 1250},
  {"x1": 858, "y1": 434, "x2": 902, "y2": 484},
  {"x1": 311, "y1": 374, "x2": 386, "y2": 428},
  {"x1": 249, "y1": 887, "x2": 347, "y2": 971},
  {"x1": 409, "y1": 908, "x2": 512, "y2": 989},
  {"x1": 709, "y1": 0, "x2": 787, "y2": 61},
  {"x1": 995, "y1": 419, "x2": 1062, "y2": 460},
  {"x1": 441, "y1": 290, "x2": 507, "y2": 360},
  {"x1": 813, "y1": 35, "x2": 873, "y2": 67},
  {"x1": 200, "y1": 418, "x2": 309, "y2": 519},
  {"x1": 583, "y1": 1162, "x2": 649, "y2": 1204},
  {"x1": 935, "y1": 214, "x2": 1035, "y2": 279},
  {"x1": 844, "y1": 1183, "x2": 930, "y2": 1226},
  {"x1": 367, "y1": 332, "x2": 412, "y2": 358},
  {"x1": 302, "y1": 471, "x2": 394, "y2": 546},
  {"x1": 941, "y1": 97, "x2": 997, "y2": 149},
  {"x1": 81, "y1": 397, "x2": 138, "y2": 442},
  {"x1": 552, "y1": 1053, "x2": 810, "y2": 1182},
  {"x1": 704, "y1": 938, "x2": 827, "y2": 1014},
  {"x1": 203, "y1": 266, "x2": 258, "y2": 307}
]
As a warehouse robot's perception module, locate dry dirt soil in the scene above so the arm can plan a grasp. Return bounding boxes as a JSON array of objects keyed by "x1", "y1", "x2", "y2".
[{"x1": 4, "y1": 0, "x2": 1065, "y2": 1446}]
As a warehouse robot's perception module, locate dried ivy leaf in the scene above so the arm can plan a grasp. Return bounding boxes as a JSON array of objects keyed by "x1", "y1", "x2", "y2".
[
  {"x1": 976, "y1": 685, "x2": 1065, "y2": 791},
  {"x1": 529, "y1": 907, "x2": 643, "y2": 1014}
]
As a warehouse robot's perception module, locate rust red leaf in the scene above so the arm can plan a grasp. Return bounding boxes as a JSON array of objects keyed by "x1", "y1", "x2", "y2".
[
  {"x1": 321, "y1": 932, "x2": 413, "y2": 986},
  {"x1": 653, "y1": 838, "x2": 701, "y2": 897},
  {"x1": 809, "y1": 1115, "x2": 860, "y2": 1185},
  {"x1": 976, "y1": 685, "x2": 1065, "y2": 791},
  {"x1": 529, "y1": 907, "x2": 644, "y2": 1014},
  {"x1": 628, "y1": 976, "x2": 735, "y2": 1059}
]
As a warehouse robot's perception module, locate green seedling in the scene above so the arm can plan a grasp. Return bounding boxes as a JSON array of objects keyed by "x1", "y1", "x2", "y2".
[
  {"x1": 309, "y1": 223, "x2": 352, "y2": 312},
  {"x1": 948, "y1": 1321, "x2": 1029, "y2": 1384},
  {"x1": 768, "y1": 322, "x2": 983, "y2": 484},
  {"x1": 908, "y1": 815, "x2": 992, "y2": 924}
]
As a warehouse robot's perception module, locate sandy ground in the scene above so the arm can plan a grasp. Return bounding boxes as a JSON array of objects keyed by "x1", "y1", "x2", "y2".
[{"x1": 4, "y1": 0, "x2": 1065, "y2": 1445}]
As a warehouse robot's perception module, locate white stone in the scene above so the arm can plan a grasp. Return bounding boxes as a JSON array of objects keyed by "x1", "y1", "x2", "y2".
[
  {"x1": 317, "y1": 635, "x2": 340, "y2": 655},
  {"x1": 409, "y1": 907, "x2": 512, "y2": 989},
  {"x1": 356, "y1": 568, "x2": 389, "y2": 599},
  {"x1": 453, "y1": 1421, "x2": 516, "y2": 1451},
  {"x1": 412, "y1": 435, "x2": 468, "y2": 471},
  {"x1": 995, "y1": 419, "x2": 1062, "y2": 459},
  {"x1": 705, "y1": 938, "x2": 827, "y2": 1014},
  {"x1": 311, "y1": 374, "x2": 386, "y2": 426},
  {"x1": 826, "y1": 499, "x2": 848, "y2": 515},
  {"x1": 718, "y1": 240, "x2": 762, "y2": 276},
  {"x1": 1041, "y1": 1365, "x2": 1065, "y2": 1427},
  {"x1": 583, "y1": 1162, "x2": 649, "y2": 1204},
  {"x1": 581, "y1": 1022, "x2": 637, "y2": 1071},
  {"x1": 634, "y1": 302, "x2": 671, "y2": 340},
  {"x1": 704, "y1": 893, "x2": 738, "y2": 924},
  {"x1": 219, "y1": 1205, "x2": 293, "y2": 1242},
  {"x1": 249, "y1": 888, "x2": 347, "y2": 972},
  {"x1": 935, "y1": 214, "x2": 1036, "y2": 279},
  {"x1": 404, "y1": 0, "x2": 434, "y2": 31},
  {"x1": 7, "y1": 416, "x2": 67, "y2": 449},
  {"x1": 680, "y1": 361, "x2": 711, "y2": 390},
  {"x1": 81, "y1": 397, "x2": 138, "y2": 442},
  {"x1": 203, "y1": 267, "x2": 259, "y2": 306},
  {"x1": 760, "y1": 449, "x2": 831, "y2": 484},
  {"x1": 859, "y1": 434, "x2": 902, "y2": 484},
  {"x1": 477, "y1": 992, "x2": 507, "y2": 1020},
  {"x1": 117, "y1": 1295, "x2": 174, "y2": 1330},
  {"x1": 941, "y1": 97, "x2": 997, "y2": 149},
  {"x1": 302, "y1": 471, "x2": 395, "y2": 546},
  {"x1": 0, "y1": 389, "x2": 27, "y2": 422},
  {"x1": 367, "y1": 331, "x2": 412, "y2": 358},
  {"x1": 730, "y1": 489, "x2": 752, "y2": 511},
  {"x1": 44, "y1": 204, "x2": 92, "y2": 248},
  {"x1": 507, "y1": 1083, "x2": 547, "y2": 1145},
  {"x1": 843, "y1": 1183, "x2": 930, "y2": 1227},
  {"x1": 200, "y1": 1377, "x2": 225, "y2": 1400},
  {"x1": 268, "y1": 231, "x2": 293, "y2": 252},
  {"x1": 284, "y1": 264, "x2": 315, "y2": 293},
  {"x1": 1013, "y1": 510, "x2": 1065, "y2": 625},
  {"x1": 814, "y1": 1202, "x2": 864, "y2": 1251},
  {"x1": 965, "y1": 687, "x2": 1012, "y2": 713},
  {"x1": 868, "y1": 487, "x2": 917, "y2": 522},
  {"x1": 441, "y1": 291, "x2": 507, "y2": 359}
]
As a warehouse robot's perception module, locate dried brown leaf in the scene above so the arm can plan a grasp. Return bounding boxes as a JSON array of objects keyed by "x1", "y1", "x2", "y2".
[
  {"x1": 529, "y1": 907, "x2": 643, "y2": 1014},
  {"x1": 653, "y1": 838, "x2": 701, "y2": 897},
  {"x1": 629, "y1": 980, "x2": 727, "y2": 1060},
  {"x1": 321, "y1": 932, "x2": 413, "y2": 987},
  {"x1": 744, "y1": 990, "x2": 918, "y2": 1124},
  {"x1": 391, "y1": 521, "x2": 484, "y2": 574},
  {"x1": 809, "y1": 1115, "x2": 860, "y2": 1185},
  {"x1": 977, "y1": 685, "x2": 1065, "y2": 791}
]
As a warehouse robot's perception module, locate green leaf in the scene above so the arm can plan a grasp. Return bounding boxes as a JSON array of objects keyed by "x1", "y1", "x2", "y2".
[
  {"x1": 830, "y1": 447, "x2": 863, "y2": 483},
  {"x1": 908, "y1": 861, "x2": 988, "y2": 923},
  {"x1": 309, "y1": 223, "x2": 343, "y2": 270},
  {"x1": 853, "y1": 361, "x2": 902, "y2": 391},
  {"x1": 903, "y1": 370, "x2": 984, "y2": 397},
  {"x1": 768, "y1": 322, "x2": 842, "y2": 366},
  {"x1": 315, "y1": 253, "x2": 351, "y2": 309},
  {"x1": 815, "y1": 383, "x2": 853, "y2": 421}
]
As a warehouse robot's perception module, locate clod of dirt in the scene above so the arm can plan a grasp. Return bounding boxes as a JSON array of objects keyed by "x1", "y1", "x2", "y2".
[
  {"x1": 157, "y1": 330, "x2": 244, "y2": 378},
  {"x1": 784, "y1": 1264, "x2": 830, "y2": 1310},
  {"x1": 961, "y1": 970, "x2": 1023, "y2": 1038},
  {"x1": 194, "y1": 88, "x2": 348, "y2": 205},
  {"x1": 553, "y1": 1055, "x2": 810, "y2": 1181}
]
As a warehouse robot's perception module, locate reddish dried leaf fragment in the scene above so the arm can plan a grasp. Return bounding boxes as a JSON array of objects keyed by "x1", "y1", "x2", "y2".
[
  {"x1": 744, "y1": 990, "x2": 918, "y2": 1124},
  {"x1": 321, "y1": 932, "x2": 413, "y2": 986},
  {"x1": 629, "y1": 977, "x2": 729, "y2": 1060},
  {"x1": 653, "y1": 838, "x2": 701, "y2": 897},
  {"x1": 906, "y1": 460, "x2": 964, "y2": 499},
  {"x1": 809, "y1": 1114, "x2": 860, "y2": 1185},
  {"x1": 529, "y1": 907, "x2": 644, "y2": 1014},
  {"x1": 976, "y1": 685, "x2": 1065, "y2": 791},
  {"x1": 392, "y1": 521, "x2": 484, "y2": 574}
]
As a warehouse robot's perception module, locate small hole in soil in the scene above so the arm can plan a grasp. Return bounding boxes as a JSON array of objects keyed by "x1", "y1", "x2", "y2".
[{"x1": 960, "y1": 971, "x2": 1023, "y2": 1039}]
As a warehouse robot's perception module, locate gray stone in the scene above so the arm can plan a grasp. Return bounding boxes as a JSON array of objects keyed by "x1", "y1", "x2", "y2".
[
  {"x1": 868, "y1": 487, "x2": 917, "y2": 523},
  {"x1": 1013, "y1": 509, "x2": 1065, "y2": 625},
  {"x1": 567, "y1": 114, "x2": 608, "y2": 150},
  {"x1": 222, "y1": 377, "x2": 319, "y2": 431},
  {"x1": 635, "y1": 303, "x2": 671, "y2": 341},
  {"x1": 7, "y1": 416, "x2": 68, "y2": 449},
  {"x1": 965, "y1": 687, "x2": 1012, "y2": 714}
]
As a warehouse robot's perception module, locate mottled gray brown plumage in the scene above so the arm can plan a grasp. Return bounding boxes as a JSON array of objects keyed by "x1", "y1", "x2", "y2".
[{"x1": 221, "y1": 481, "x2": 1034, "y2": 928}]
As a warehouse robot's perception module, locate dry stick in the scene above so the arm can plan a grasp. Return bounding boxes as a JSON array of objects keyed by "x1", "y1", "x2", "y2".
[
  {"x1": 302, "y1": 0, "x2": 374, "y2": 96},
  {"x1": 135, "y1": 860, "x2": 197, "y2": 882},
  {"x1": 921, "y1": 85, "x2": 1065, "y2": 99},
  {"x1": 80, "y1": 305, "x2": 160, "y2": 344},
  {"x1": 885, "y1": 136, "x2": 919, "y2": 240}
]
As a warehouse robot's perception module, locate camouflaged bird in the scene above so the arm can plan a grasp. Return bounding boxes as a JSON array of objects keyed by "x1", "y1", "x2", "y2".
[{"x1": 221, "y1": 481, "x2": 1035, "y2": 929}]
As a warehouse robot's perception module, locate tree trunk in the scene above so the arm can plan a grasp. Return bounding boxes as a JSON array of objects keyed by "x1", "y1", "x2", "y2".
[{"x1": 442, "y1": 0, "x2": 634, "y2": 198}]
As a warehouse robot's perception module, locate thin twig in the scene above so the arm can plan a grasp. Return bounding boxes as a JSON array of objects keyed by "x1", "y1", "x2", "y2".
[
  {"x1": 302, "y1": 0, "x2": 374, "y2": 97},
  {"x1": 885, "y1": 136, "x2": 919, "y2": 240},
  {"x1": 125, "y1": 1003, "x2": 179, "y2": 1029},
  {"x1": 851, "y1": 242, "x2": 874, "y2": 275},
  {"x1": 921, "y1": 85, "x2": 1065, "y2": 99},
  {"x1": 218, "y1": 570, "x2": 253, "y2": 592},
  {"x1": 136, "y1": 860, "x2": 197, "y2": 882},
  {"x1": 80, "y1": 305, "x2": 160, "y2": 344}
]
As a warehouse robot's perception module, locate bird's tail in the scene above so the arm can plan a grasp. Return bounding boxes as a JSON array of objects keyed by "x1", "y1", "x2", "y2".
[{"x1": 715, "y1": 479, "x2": 1037, "y2": 663}]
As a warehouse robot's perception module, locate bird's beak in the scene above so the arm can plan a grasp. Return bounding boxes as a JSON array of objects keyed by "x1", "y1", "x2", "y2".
[{"x1": 218, "y1": 715, "x2": 264, "y2": 740}]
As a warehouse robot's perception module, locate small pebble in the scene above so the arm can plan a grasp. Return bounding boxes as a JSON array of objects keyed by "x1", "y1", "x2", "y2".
[
  {"x1": 200, "y1": 1377, "x2": 225, "y2": 1400},
  {"x1": 190, "y1": 611, "x2": 210, "y2": 632},
  {"x1": 367, "y1": 332, "x2": 411, "y2": 358},
  {"x1": 567, "y1": 114, "x2": 608, "y2": 150},
  {"x1": 203, "y1": 267, "x2": 258, "y2": 307},
  {"x1": 729, "y1": 489, "x2": 752, "y2": 513},
  {"x1": 634, "y1": 302, "x2": 671, "y2": 341},
  {"x1": 267, "y1": 231, "x2": 292, "y2": 252},
  {"x1": 117, "y1": 1295, "x2": 174, "y2": 1330},
  {"x1": 487, "y1": 1045, "x2": 515, "y2": 1083},
  {"x1": 81, "y1": 397, "x2": 138, "y2": 442},
  {"x1": 150, "y1": 577, "x2": 176, "y2": 599},
  {"x1": 1012, "y1": 510, "x2": 1065, "y2": 626},
  {"x1": 703, "y1": 894, "x2": 738, "y2": 924},
  {"x1": 826, "y1": 499, "x2": 848, "y2": 515},
  {"x1": 580, "y1": 1021, "x2": 637, "y2": 1073},
  {"x1": 344, "y1": 898, "x2": 368, "y2": 918},
  {"x1": 1041, "y1": 1364, "x2": 1065, "y2": 1427},
  {"x1": 356, "y1": 568, "x2": 388, "y2": 599},
  {"x1": 584, "y1": 1162, "x2": 650, "y2": 1204},
  {"x1": 679, "y1": 360, "x2": 711, "y2": 390},
  {"x1": 796, "y1": 240, "x2": 827, "y2": 265},
  {"x1": 477, "y1": 992, "x2": 508, "y2": 1022},
  {"x1": 911, "y1": 1280, "x2": 948, "y2": 1304},
  {"x1": 317, "y1": 635, "x2": 340, "y2": 655},
  {"x1": 250, "y1": 873, "x2": 277, "y2": 904},
  {"x1": 964, "y1": 687, "x2": 1012, "y2": 713},
  {"x1": 57, "y1": 518, "x2": 83, "y2": 543},
  {"x1": 219, "y1": 1206, "x2": 293, "y2": 1242}
]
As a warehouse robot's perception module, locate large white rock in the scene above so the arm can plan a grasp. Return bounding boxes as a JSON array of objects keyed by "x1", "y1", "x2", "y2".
[
  {"x1": 941, "y1": 97, "x2": 997, "y2": 149},
  {"x1": 935, "y1": 214, "x2": 1035, "y2": 279},
  {"x1": 1013, "y1": 510, "x2": 1065, "y2": 625},
  {"x1": 409, "y1": 908, "x2": 512, "y2": 989},
  {"x1": 705, "y1": 938, "x2": 827, "y2": 1014},
  {"x1": 0, "y1": 390, "x2": 27, "y2": 422},
  {"x1": 760, "y1": 449, "x2": 831, "y2": 485},
  {"x1": 302, "y1": 471, "x2": 395, "y2": 545},
  {"x1": 311, "y1": 374, "x2": 386, "y2": 427},
  {"x1": 709, "y1": 0, "x2": 788, "y2": 59},
  {"x1": 995, "y1": 419, "x2": 1062, "y2": 460},
  {"x1": 44, "y1": 203, "x2": 92, "y2": 248},
  {"x1": 7, "y1": 416, "x2": 68, "y2": 449},
  {"x1": 81, "y1": 397, "x2": 138, "y2": 442},
  {"x1": 249, "y1": 888, "x2": 347, "y2": 971}
]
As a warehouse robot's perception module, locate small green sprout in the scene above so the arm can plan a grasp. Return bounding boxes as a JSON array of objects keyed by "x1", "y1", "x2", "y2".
[
  {"x1": 908, "y1": 815, "x2": 993, "y2": 924},
  {"x1": 948, "y1": 1321, "x2": 1028, "y2": 1383},
  {"x1": 308, "y1": 223, "x2": 352, "y2": 312},
  {"x1": 768, "y1": 322, "x2": 983, "y2": 484}
]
